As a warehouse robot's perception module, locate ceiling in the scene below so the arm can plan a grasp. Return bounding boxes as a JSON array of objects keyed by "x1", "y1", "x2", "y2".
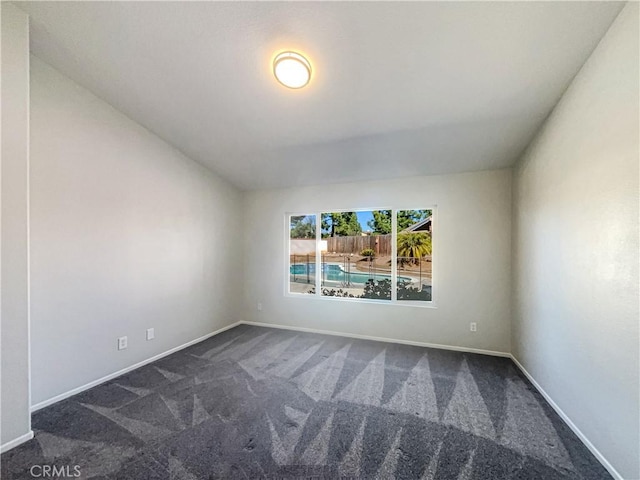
[{"x1": 17, "y1": 1, "x2": 623, "y2": 190}]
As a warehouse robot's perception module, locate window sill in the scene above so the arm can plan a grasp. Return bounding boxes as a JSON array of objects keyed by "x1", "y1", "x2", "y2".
[{"x1": 284, "y1": 292, "x2": 438, "y2": 309}]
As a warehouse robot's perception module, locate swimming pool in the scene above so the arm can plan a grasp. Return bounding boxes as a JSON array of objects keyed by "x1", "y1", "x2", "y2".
[{"x1": 290, "y1": 263, "x2": 412, "y2": 285}]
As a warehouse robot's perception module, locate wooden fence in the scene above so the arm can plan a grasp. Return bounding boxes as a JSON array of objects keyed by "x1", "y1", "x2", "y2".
[{"x1": 326, "y1": 235, "x2": 392, "y2": 256}]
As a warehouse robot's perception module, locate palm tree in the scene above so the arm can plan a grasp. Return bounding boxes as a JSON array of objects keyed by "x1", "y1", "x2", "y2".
[{"x1": 397, "y1": 233, "x2": 432, "y2": 265}]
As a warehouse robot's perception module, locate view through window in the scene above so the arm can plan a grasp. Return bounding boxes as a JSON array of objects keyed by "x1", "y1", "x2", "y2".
[
  {"x1": 288, "y1": 209, "x2": 434, "y2": 304},
  {"x1": 288, "y1": 215, "x2": 316, "y2": 295},
  {"x1": 321, "y1": 211, "x2": 393, "y2": 300},
  {"x1": 397, "y1": 210, "x2": 433, "y2": 302}
]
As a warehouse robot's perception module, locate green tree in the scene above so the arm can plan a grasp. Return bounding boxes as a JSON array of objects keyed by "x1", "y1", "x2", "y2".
[
  {"x1": 321, "y1": 214, "x2": 331, "y2": 237},
  {"x1": 321, "y1": 213, "x2": 341, "y2": 238},
  {"x1": 397, "y1": 210, "x2": 431, "y2": 231},
  {"x1": 343, "y1": 212, "x2": 362, "y2": 236},
  {"x1": 397, "y1": 232, "x2": 432, "y2": 264},
  {"x1": 321, "y1": 212, "x2": 362, "y2": 237},
  {"x1": 367, "y1": 210, "x2": 392, "y2": 235},
  {"x1": 290, "y1": 215, "x2": 316, "y2": 239}
]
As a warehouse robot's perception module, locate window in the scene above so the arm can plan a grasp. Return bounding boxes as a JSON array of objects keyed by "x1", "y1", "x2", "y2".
[
  {"x1": 289, "y1": 214, "x2": 316, "y2": 295},
  {"x1": 396, "y1": 209, "x2": 433, "y2": 302},
  {"x1": 321, "y1": 211, "x2": 392, "y2": 300},
  {"x1": 287, "y1": 208, "x2": 435, "y2": 305}
]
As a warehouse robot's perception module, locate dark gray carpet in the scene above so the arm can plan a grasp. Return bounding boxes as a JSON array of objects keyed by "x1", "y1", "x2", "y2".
[{"x1": 1, "y1": 324, "x2": 610, "y2": 479}]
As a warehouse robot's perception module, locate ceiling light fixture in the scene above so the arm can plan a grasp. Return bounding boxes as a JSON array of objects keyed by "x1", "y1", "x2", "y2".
[{"x1": 273, "y1": 51, "x2": 311, "y2": 89}]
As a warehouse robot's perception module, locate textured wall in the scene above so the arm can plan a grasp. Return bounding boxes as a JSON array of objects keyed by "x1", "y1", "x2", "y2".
[
  {"x1": 1, "y1": 2, "x2": 31, "y2": 449},
  {"x1": 243, "y1": 169, "x2": 512, "y2": 354},
  {"x1": 29, "y1": 57, "x2": 244, "y2": 406},
  {"x1": 512, "y1": 4, "x2": 639, "y2": 478}
]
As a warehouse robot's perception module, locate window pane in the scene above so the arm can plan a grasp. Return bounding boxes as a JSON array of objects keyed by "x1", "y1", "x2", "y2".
[
  {"x1": 397, "y1": 209, "x2": 433, "y2": 301},
  {"x1": 321, "y1": 211, "x2": 392, "y2": 300},
  {"x1": 289, "y1": 215, "x2": 316, "y2": 294}
]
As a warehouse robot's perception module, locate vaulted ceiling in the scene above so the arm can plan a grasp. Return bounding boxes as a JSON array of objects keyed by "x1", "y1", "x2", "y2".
[{"x1": 17, "y1": 1, "x2": 624, "y2": 190}]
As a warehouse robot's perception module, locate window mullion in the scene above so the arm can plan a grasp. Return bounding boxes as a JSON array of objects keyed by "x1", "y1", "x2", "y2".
[
  {"x1": 391, "y1": 210, "x2": 397, "y2": 302},
  {"x1": 315, "y1": 212, "x2": 321, "y2": 297}
]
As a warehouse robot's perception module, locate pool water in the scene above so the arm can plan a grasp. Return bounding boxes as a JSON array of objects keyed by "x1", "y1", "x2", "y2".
[{"x1": 290, "y1": 263, "x2": 411, "y2": 285}]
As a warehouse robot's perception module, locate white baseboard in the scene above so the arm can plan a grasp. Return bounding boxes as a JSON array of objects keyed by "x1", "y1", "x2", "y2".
[
  {"x1": 510, "y1": 355, "x2": 622, "y2": 480},
  {"x1": 239, "y1": 321, "x2": 511, "y2": 358},
  {"x1": 21, "y1": 319, "x2": 620, "y2": 480},
  {"x1": 1, "y1": 430, "x2": 34, "y2": 454},
  {"x1": 30, "y1": 321, "x2": 241, "y2": 413}
]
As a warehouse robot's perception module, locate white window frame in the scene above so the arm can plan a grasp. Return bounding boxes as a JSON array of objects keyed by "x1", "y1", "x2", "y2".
[{"x1": 285, "y1": 207, "x2": 437, "y2": 308}]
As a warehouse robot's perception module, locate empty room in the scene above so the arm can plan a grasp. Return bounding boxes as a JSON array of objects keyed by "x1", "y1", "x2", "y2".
[{"x1": 1, "y1": 1, "x2": 638, "y2": 479}]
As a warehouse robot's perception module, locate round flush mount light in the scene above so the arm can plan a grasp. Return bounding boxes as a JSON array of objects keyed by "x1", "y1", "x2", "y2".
[{"x1": 273, "y1": 51, "x2": 312, "y2": 89}]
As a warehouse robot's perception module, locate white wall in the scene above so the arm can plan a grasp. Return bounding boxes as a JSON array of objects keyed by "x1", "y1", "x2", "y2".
[
  {"x1": 29, "y1": 57, "x2": 243, "y2": 406},
  {"x1": 243, "y1": 170, "x2": 512, "y2": 354},
  {"x1": 1, "y1": 3, "x2": 32, "y2": 449},
  {"x1": 512, "y1": 3, "x2": 639, "y2": 479}
]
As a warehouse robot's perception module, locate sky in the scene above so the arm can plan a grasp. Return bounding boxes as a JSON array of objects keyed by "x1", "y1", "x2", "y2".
[
  {"x1": 296, "y1": 211, "x2": 375, "y2": 233},
  {"x1": 293, "y1": 210, "x2": 429, "y2": 233},
  {"x1": 356, "y1": 211, "x2": 374, "y2": 231}
]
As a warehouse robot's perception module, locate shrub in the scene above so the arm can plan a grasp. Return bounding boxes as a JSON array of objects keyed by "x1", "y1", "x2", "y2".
[
  {"x1": 361, "y1": 279, "x2": 431, "y2": 301},
  {"x1": 362, "y1": 279, "x2": 391, "y2": 300},
  {"x1": 360, "y1": 248, "x2": 376, "y2": 258},
  {"x1": 397, "y1": 281, "x2": 432, "y2": 301},
  {"x1": 309, "y1": 280, "x2": 431, "y2": 301},
  {"x1": 307, "y1": 287, "x2": 355, "y2": 298}
]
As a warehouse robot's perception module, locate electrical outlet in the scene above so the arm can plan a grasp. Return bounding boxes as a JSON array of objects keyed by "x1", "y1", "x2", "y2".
[
  {"x1": 118, "y1": 336, "x2": 128, "y2": 350},
  {"x1": 257, "y1": 302, "x2": 263, "y2": 311},
  {"x1": 146, "y1": 328, "x2": 155, "y2": 341},
  {"x1": 470, "y1": 322, "x2": 477, "y2": 332}
]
